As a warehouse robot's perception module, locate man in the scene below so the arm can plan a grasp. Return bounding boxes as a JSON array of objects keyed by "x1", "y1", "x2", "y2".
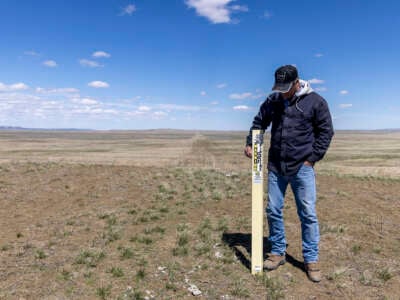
[{"x1": 244, "y1": 65, "x2": 334, "y2": 282}]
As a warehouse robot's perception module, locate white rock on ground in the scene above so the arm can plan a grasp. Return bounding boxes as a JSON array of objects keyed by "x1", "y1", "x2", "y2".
[
  {"x1": 215, "y1": 251, "x2": 223, "y2": 258},
  {"x1": 188, "y1": 284, "x2": 202, "y2": 296}
]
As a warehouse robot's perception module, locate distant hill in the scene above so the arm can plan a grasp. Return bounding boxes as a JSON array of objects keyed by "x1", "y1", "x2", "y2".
[
  {"x1": 0, "y1": 126, "x2": 399, "y2": 133},
  {"x1": 0, "y1": 126, "x2": 92, "y2": 131}
]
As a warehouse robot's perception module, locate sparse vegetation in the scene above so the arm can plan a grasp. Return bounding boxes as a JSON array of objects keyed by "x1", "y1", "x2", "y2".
[
  {"x1": 173, "y1": 229, "x2": 190, "y2": 256},
  {"x1": 1, "y1": 244, "x2": 11, "y2": 251},
  {"x1": 0, "y1": 131, "x2": 399, "y2": 299},
  {"x1": 136, "y1": 268, "x2": 146, "y2": 280},
  {"x1": 352, "y1": 244, "x2": 362, "y2": 255},
  {"x1": 109, "y1": 266, "x2": 124, "y2": 278},
  {"x1": 35, "y1": 249, "x2": 47, "y2": 259},
  {"x1": 96, "y1": 284, "x2": 112, "y2": 300},
  {"x1": 258, "y1": 275, "x2": 285, "y2": 300},
  {"x1": 231, "y1": 278, "x2": 250, "y2": 298},
  {"x1": 75, "y1": 250, "x2": 106, "y2": 268},
  {"x1": 377, "y1": 268, "x2": 393, "y2": 282},
  {"x1": 119, "y1": 247, "x2": 134, "y2": 260},
  {"x1": 59, "y1": 269, "x2": 72, "y2": 281},
  {"x1": 216, "y1": 217, "x2": 229, "y2": 232}
]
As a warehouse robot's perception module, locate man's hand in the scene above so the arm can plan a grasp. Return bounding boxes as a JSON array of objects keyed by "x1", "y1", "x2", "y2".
[
  {"x1": 304, "y1": 161, "x2": 314, "y2": 167},
  {"x1": 244, "y1": 145, "x2": 252, "y2": 158}
]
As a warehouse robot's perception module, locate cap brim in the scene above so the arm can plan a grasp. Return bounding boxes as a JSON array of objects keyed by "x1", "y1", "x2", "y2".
[{"x1": 272, "y1": 82, "x2": 293, "y2": 93}]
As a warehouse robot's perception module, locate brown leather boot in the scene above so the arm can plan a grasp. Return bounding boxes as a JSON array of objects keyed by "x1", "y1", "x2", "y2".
[
  {"x1": 305, "y1": 262, "x2": 322, "y2": 282},
  {"x1": 263, "y1": 254, "x2": 286, "y2": 271}
]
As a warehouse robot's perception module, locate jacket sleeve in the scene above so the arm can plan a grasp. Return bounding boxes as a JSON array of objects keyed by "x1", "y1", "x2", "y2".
[
  {"x1": 307, "y1": 98, "x2": 334, "y2": 163},
  {"x1": 245, "y1": 100, "x2": 272, "y2": 146}
]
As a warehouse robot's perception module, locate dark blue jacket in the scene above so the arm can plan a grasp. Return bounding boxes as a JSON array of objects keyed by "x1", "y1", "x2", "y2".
[{"x1": 246, "y1": 91, "x2": 334, "y2": 176}]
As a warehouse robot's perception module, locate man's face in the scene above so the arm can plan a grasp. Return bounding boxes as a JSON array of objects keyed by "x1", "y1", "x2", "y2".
[{"x1": 282, "y1": 79, "x2": 300, "y2": 99}]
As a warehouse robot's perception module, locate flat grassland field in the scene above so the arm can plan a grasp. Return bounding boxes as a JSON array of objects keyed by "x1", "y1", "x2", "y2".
[{"x1": 0, "y1": 130, "x2": 399, "y2": 299}]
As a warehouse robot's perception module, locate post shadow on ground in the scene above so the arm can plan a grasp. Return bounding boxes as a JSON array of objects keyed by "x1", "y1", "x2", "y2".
[{"x1": 221, "y1": 232, "x2": 305, "y2": 273}]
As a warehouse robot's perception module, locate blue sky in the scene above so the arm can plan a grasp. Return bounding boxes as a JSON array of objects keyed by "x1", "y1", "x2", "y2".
[{"x1": 0, "y1": 0, "x2": 399, "y2": 130}]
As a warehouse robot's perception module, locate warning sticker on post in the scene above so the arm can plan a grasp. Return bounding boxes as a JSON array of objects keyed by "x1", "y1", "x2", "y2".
[{"x1": 252, "y1": 131, "x2": 264, "y2": 184}]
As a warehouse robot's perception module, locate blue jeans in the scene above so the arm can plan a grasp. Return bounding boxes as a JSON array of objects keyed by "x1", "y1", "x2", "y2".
[{"x1": 267, "y1": 164, "x2": 319, "y2": 263}]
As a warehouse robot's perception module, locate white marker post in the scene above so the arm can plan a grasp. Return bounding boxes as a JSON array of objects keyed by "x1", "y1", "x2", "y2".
[{"x1": 251, "y1": 129, "x2": 264, "y2": 275}]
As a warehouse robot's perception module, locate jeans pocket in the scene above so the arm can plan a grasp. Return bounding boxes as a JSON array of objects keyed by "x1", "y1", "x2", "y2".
[{"x1": 301, "y1": 164, "x2": 315, "y2": 174}]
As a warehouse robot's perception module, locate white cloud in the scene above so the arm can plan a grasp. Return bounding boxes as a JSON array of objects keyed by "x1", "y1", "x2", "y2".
[
  {"x1": 88, "y1": 81, "x2": 110, "y2": 88},
  {"x1": 186, "y1": 0, "x2": 248, "y2": 24},
  {"x1": 36, "y1": 87, "x2": 79, "y2": 94},
  {"x1": 252, "y1": 93, "x2": 265, "y2": 99},
  {"x1": 216, "y1": 83, "x2": 227, "y2": 89},
  {"x1": 10, "y1": 83, "x2": 29, "y2": 91},
  {"x1": 233, "y1": 105, "x2": 249, "y2": 111},
  {"x1": 24, "y1": 50, "x2": 39, "y2": 56},
  {"x1": 340, "y1": 90, "x2": 349, "y2": 95},
  {"x1": 152, "y1": 111, "x2": 168, "y2": 118},
  {"x1": 231, "y1": 4, "x2": 248, "y2": 12},
  {"x1": 0, "y1": 82, "x2": 29, "y2": 92},
  {"x1": 263, "y1": 10, "x2": 273, "y2": 19},
  {"x1": 121, "y1": 4, "x2": 136, "y2": 16},
  {"x1": 138, "y1": 105, "x2": 151, "y2": 112},
  {"x1": 210, "y1": 101, "x2": 219, "y2": 105},
  {"x1": 314, "y1": 53, "x2": 324, "y2": 58},
  {"x1": 79, "y1": 59, "x2": 102, "y2": 68},
  {"x1": 200, "y1": 91, "x2": 207, "y2": 96},
  {"x1": 229, "y1": 92, "x2": 252, "y2": 100},
  {"x1": 81, "y1": 99, "x2": 98, "y2": 105},
  {"x1": 73, "y1": 98, "x2": 98, "y2": 105},
  {"x1": 339, "y1": 103, "x2": 353, "y2": 108},
  {"x1": 43, "y1": 60, "x2": 57, "y2": 67},
  {"x1": 73, "y1": 107, "x2": 118, "y2": 115},
  {"x1": 158, "y1": 104, "x2": 202, "y2": 112},
  {"x1": 92, "y1": 51, "x2": 111, "y2": 58},
  {"x1": 308, "y1": 78, "x2": 325, "y2": 84},
  {"x1": 315, "y1": 87, "x2": 327, "y2": 92}
]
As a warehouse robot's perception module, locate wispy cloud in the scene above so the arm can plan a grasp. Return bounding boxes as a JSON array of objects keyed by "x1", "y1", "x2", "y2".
[
  {"x1": 200, "y1": 91, "x2": 207, "y2": 96},
  {"x1": 339, "y1": 103, "x2": 353, "y2": 108},
  {"x1": 121, "y1": 4, "x2": 136, "y2": 16},
  {"x1": 79, "y1": 59, "x2": 102, "y2": 68},
  {"x1": 72, "y1": 107, "x2": 119, "y2": 115},
  {"x1": 233, "y1": 105, "x2": 249, "y2": 111},
  {"x1": 210, "y1": 101, "x2": 219, "y2": 105},
  {"x1": 314, "y1": 53, "x2": 324, "y2": 58},
  {"x1": 88, "y1": 81, "x2": 110, "y2": 88},
  {"x1": 152, "y1": 111, "x2": 168, "y2": 119},
  {"x1": 36, "y1": 87, "x2": 79, "y2": 94},
  {"x1": 340, "y1": 90, "x2": 349, "y2": 95},
  {"x1": 24, "y1": 50, "x2": 40, "y2": 56},
  {"x1": 186, "y1": 0, "x2": 248, "y2": 24},
  {"x1": 0, "y1": 91, "x2": 179, "y2": 127},
  {"x1": 92, "y1": 51, "x2": 111, "y2": 58},
  {"x1": 308, "y1": 78, "x2": 325, "y2": 84},
  {"x1": 72, "y1": 97, "x2": 99, "y2": 105},
  {"x1": 0, "y1": 82, "x2": 29, "y2": 92},
  {"x1": 158, "y1": 104, "x2": 202, "y2": 112},
  {"x1": 231, "y1": 4, "x2": 248, "y2": 12},
  {"x1": 229, "y1": 92, "x2": 252, "y2": 100},
  {"x1": 315, "y1": 87, "x2": 327, "y2": 92},
  {"x1": 43, "y1": 60, "x2": 57, "y2": 67},
  {"x1": 216, "y1": 83, "x2": 227, "y2": 89},
  {"x1": 138, "y1": 105, "x2": 151, "y2": 112},
  {"x1": 263, "y1": 10, "x2": 273, "y2": 19}
]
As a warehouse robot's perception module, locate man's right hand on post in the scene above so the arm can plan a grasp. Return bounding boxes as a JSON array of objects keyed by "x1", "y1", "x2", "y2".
[{"x1": 244, "y1": 145, "x2": 252, "y2": 158}]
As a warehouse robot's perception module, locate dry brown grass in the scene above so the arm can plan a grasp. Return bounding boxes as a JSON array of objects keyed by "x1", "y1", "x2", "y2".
[{"x1": 0, "y1": 130, "x2": 399, "y2": 299}]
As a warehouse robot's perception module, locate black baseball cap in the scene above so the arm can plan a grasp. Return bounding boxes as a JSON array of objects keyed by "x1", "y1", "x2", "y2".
[{"x1": 271, "y1": 65, "x2": 298, "y2": 93}]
